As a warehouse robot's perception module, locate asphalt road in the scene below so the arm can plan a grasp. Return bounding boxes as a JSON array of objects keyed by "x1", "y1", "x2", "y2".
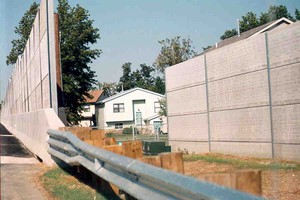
[{"x1": 0, "y1": 123, "x2": 48, "y2": 200}]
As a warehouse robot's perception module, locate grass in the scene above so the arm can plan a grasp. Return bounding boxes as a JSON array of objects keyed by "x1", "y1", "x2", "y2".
[
  {"x1": 41, "y1": 167, "x2": 119, "y2": 200},
  {"x1": 184, "y1": 153, "x2": 300, "y2": 171}
]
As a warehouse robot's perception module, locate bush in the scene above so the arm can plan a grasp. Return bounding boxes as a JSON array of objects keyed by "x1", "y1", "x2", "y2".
[{"x1": 122, "y1": 127, "x2": 139, "y2": 134}]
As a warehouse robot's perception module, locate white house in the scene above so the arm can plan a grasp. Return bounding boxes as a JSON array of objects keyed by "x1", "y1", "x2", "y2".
[
  {"x1": 95, "y1": 87, "x2": 166, "y2": 133},
  {"x1": 79, "y1": 90, "x2": 109, "y2": 127}
]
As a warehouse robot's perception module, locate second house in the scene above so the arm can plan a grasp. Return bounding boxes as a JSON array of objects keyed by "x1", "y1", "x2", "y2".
[{"x1": 95, "y1": 87, "x2": 165, "y2": 133}]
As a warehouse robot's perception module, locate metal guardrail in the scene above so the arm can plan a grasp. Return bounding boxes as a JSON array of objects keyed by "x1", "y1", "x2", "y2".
[{"x1": 47, "y1": 129, "x2": 263, "y2": 200}]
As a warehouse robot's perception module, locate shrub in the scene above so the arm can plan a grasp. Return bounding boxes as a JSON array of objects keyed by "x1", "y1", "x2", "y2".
[{"x1": 122, "y1": 127, "x2": 139, "y2": 134}]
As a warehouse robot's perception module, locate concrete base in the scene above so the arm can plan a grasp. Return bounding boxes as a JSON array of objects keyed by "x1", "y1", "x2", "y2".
[{"x1": 1, "y1": 108, "x2": 64, "y2": 166}]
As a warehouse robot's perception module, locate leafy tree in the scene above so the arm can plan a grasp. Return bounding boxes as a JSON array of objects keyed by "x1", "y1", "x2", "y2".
[
  {"x1": 259, "y1": 12, "x2": 270, "y2": 25},
  {"x1": 131, "y1": 64, "x2": 155, "y2": 90},
  {"x1": 58, "y1": 0, "x2": 101, "y2": 124},
  {"x1": 239, "y1": 12, "x2": 259, "y2": 32},
  {"x1": 220, "y1": 5, "x2": 297, "y2": 40},
  {"x1": 158, "y1": 98, "x2": 167, "y2": 117},
  {"x1": 97, "y1": 82, "x2": 118, "y2": 96},
  {"x1": 220, "y1": 29, "x2": 238, "y2": 40},
  {"x1": 153, "y1": 76, "x2": 165, "y2": 94},
  {"x1": 6, "y1": 2, "x2": 39, "y2": 65},
  {"x1": 153, "y1": 36, "x2": 197, "y2": 73},
  {"x1": 267, "y1": 5, "x2": 294, "y2": 21},
  {"x1": 295, "y1": 9, "x2": 300, "y2": 20},
  {"x1": 119, "y1": 62, "x2": 133, "y2": 91}
]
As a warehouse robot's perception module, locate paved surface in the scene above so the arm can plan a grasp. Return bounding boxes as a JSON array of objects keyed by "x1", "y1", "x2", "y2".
[{"x1": 0, "y1": 124, "x2": 48, "y2": 200}]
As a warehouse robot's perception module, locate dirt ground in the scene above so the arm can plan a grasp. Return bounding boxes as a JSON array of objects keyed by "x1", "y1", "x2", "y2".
[{"x1": 184, "y1": 155, "x2": 300, "y2": 200}]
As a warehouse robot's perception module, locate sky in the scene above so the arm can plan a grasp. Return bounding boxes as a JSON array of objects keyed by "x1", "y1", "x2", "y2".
[{"x1": 0, "y1": 0, "x2": 299, "y2": 101}]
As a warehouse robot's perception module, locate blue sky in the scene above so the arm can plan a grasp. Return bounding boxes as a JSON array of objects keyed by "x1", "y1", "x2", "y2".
[{"x1": 0, "y1": 0, "x2": 299, "y2": 100}]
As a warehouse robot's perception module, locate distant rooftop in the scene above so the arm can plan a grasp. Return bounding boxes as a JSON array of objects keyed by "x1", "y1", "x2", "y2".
[
  {"x1": 202, "y1": 17, "x2": 294, "y2": 54},
  {"x1": 84, "y1": 90, "x2": 105, "y2": 103}
]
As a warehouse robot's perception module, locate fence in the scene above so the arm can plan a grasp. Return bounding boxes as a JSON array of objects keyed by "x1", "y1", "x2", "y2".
[
  {"x1": 165, "y1": 22, "x2": 300, "y2": 161},
  {"x1": 0, "y1": 0, "x2": 63, "y2": 165},
  {"x1": 47, "y1": 129, "x2": 262, "y2": 200}
]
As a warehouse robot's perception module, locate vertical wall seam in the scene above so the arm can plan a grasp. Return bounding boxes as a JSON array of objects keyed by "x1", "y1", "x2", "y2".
[
  {"x1": 38, "y1": 9, "x2": 43, "y2": 109},
  {"x1": 265, "y1": 32, "x2": 275, "y2": 159},
  {"x1": 46, "y1": 0, "x2": 53, "y2": 109},
  {"x1": 204, "y1": 55, "x2": 211, "y2": 152}
]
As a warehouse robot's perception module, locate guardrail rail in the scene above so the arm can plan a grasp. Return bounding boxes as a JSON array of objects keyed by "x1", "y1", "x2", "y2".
[{"x1": 47, "y1": 129, "x2": 263, "y2": 200}]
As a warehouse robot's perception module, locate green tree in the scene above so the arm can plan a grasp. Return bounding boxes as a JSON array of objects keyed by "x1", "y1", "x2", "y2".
[
  {"x1": 220, "y1": 5, "x2": 296, "y2": 40},
  {"x1": 153, "y1": 76, "x2": 165, "y2": 94},
  {"x1": 267, "y1": 5, "x2": 294, "y2": 21},
  {"x1": 58, "y1": 0, "x2": 101, "y2": 124},
  {"x1": 119, "y1": 62, "x2": 133, "y2": 91},
  {"x1": 6, "y1": 2, "x2": 39, "y2": 65},
  {"x1": 158, "y1": 98, "x2": 167, "y2": 117},
  {"x1": 220, "y1": 29, "x2": 238, "y2": 40},
  {"x1": 295, "y1": 9, "x2": 300, "y2": 20},
  {"x1": 239, "y1": 12, "x2": 259, "y2": 32},
  {"x1": 153, "y1": 36, "x2": 197, "y2": 73},
  {"x1": 259, "y1": 12, "x2": 270, "y2": 25},
  {"x1": 132, "y1": 64, "x2": 155, "y2": 90}
]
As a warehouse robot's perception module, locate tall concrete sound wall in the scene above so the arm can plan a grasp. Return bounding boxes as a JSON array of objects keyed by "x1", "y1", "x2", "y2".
[
  {"x1": 165, "y1": 22, "x2": 300, "y2": 161},
  {"x1": 1, "y1": 0, "x2": 63, "y2": 165}
]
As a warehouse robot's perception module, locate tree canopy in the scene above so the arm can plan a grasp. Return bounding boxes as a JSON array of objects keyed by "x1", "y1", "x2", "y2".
[
  {"x1": 58, "y1": 0, "x2": 101, "y2": 124},
  {"x1": 153, "y1": 36, "x2": 197, "y2": 73},
  {"x1": 220, "y1": 5, "x2": 299, "y2": 40},
  {"x1": 6, "y1": 2, "x2": 39, "y2": 65},
  {"x1": 118, "y1": 62, "x2": 165, "y2": 94}
]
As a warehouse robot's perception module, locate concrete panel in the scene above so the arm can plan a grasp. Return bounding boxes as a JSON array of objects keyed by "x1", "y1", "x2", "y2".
[
  {"x1": 273, "y1": 104, "x2": 300, "y2": 144},
  {"x1": 168, "y1": 140, "x2": 209, "y2": 154},
  {"x1": 206, "y1": 33, "x2": 267, "y2": 81},
  {"x1": 3, "y1": 108, "x2": 64, "y2": 166},
  {"x1": 274, "y1": 144, "x2": 300, "y2": 161},
  {"x1": 40, "y1": 33, "x2": 49, "y2": 80},
  {"x1": 268, "y1": 22, "x2": 300, "y2": 68},
  {"x1": 29, "y1": 31, "x2": 34, "y2": 62},
  {"x1": 42, "y1": 76, "x2": 50, "y2": 108},
  {"x1": 168, "y1": 85, "x2": 207, "y2": 116},
  {"x1": 211, "y1": 142, "x2": 272, "y2": 158},
  {"x1": 210, "y1": 106, "x2": 271, "y2": 142},
  {"x1": 166, "y1": 56, "x2": 205, "y2": 91},
  {"x1": 168, "y1": 114, "x2": 208, "y2": 141},
  {"x1": 271, "y1": 63, "x2": 300, "y2": 106},
  {"x1": 33, "y1": 49, "x2": 41, "y2": 89},
  {"x1": 34, "y1": 11, "x2": 40, "y2": 52},
  {"x1": 39, "y1": 0, "x2": 47, "y2": 40},
  {"x1": 36, "y1": 84, "x2": 42, "y2": 110},
  {"x1": 209, "y1": 70, "x2": 269, "y2": 111}
]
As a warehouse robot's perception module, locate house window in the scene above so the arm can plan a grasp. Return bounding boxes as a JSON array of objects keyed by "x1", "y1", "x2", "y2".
[
  {"x1": 154, "y1": 101, "x2": 160, "y2": 113},
  {"x1": 115, "y1": 123, "x2": 123, "y2": 129},
  {"x1": 113, "y1": 103, "x2": 124, "y2": 113},
  {"x1": 83, "y1": 105, "x2": 90, "y2": 112}
]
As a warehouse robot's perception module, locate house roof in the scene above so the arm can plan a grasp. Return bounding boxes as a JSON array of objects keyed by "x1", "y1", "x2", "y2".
[
  {"x1": 84, "y1": 90, "x2": 105, "y2": 103},
  {"x1": 97, "y1": 87, "x2": 164, "y2": 104},
  {"x1": 203, "y1": 17, "x2": 293, "y2": 54}
]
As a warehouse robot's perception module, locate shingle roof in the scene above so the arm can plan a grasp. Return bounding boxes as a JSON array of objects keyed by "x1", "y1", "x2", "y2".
[
  {"x1": 202, "y1": 17, "x2": 293, "y2": 54},
  {"x1": 84, "y1": 90, "x2": 104, "y2": 103}
]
